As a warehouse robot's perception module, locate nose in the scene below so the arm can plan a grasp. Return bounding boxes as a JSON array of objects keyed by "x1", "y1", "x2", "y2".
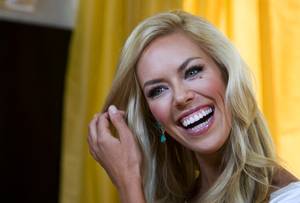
[{"x1": 173, "y1": 85, "x2": 195, "y2": 108}]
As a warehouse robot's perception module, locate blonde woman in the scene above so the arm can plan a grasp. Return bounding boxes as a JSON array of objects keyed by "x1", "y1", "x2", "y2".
[{"x1": 87, "y1": 11, "x2": 299, "y2": 203}]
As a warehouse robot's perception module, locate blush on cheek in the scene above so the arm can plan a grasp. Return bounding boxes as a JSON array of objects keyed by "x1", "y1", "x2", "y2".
[
  {"x1": 204, "y1": 78, "x2": 224, "y2": 92},
  {"x1": 148, "y1": 103, "x2": 169, "y2": 124}
]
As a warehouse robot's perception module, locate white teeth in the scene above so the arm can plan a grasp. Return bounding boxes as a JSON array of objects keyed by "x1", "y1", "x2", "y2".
[
  {"x1": 183, "y1": 119, "x2": 188, "y2": 127},
  {"x1": 190, "y1": 117, "x2": 195, "y2": 124},
  {"x1": 199, "y1": 111, "x2": 204, "y2": 119},
  {"x1": 191, "y1": 118, "x2": 210, "y2": 131},
  {"x1": 181, "y1": 107, "x2": 213, "y2": 127}
]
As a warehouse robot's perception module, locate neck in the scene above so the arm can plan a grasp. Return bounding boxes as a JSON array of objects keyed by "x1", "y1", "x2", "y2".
[
  {"x1": 198, "y1": 154, "x2": 222, "y2": 184},
  {"x1": 194, "y1": 147, "x2": 225, "y2": 197}
]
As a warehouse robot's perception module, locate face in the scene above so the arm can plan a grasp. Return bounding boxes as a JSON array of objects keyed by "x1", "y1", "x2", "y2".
[{"x1": 137, "y1": 32, "x2": 231, "y2": 155}]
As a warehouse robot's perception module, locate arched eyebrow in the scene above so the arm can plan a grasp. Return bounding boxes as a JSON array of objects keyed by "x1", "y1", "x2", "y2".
[{"x1": 142, "y1": 57, "x2": 201, "y2": 89}]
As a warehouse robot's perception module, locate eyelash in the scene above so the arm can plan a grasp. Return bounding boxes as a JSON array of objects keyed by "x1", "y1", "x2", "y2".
[
  {"x1": 184, "y1": 65, "x2": 203, "y2": 79},
  {"x1": 146, "y1": 65, "x2": 204, "y2": 99},
  {"x1": 147, "y1": 85, "x2": 168, "y2": 98}
]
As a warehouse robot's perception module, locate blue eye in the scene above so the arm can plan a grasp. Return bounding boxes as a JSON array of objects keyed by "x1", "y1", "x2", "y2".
[
  {"x1": 147, "y1": 86, "x2": 167, "y2": 98},
  {"x1": 184, "y1": 65, "x2": 203, "y2": 79}
]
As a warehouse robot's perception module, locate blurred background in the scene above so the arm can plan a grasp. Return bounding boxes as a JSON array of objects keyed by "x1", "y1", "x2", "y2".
[{"x1": 1, "y1": 0, "x2": 299, "y2": 203}]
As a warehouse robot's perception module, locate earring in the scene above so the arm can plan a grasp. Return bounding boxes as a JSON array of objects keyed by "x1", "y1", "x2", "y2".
[{"x1": 156, "y1": 122, "x2": 166, "y2": 143}]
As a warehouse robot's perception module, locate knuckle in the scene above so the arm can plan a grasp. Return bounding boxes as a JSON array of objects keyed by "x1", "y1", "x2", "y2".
[
  {"x1": 96, "y1": 136, "x2": 106, "y2": 146},
  {"x1": 88, "y1": 122, "x2": 95, "y2": 130},
  {"x1": 111, "y1": 114, "x2": 121, "y2": 122},
  {"x1": 115, "y1": 118, "x2": 126, "y2": 128},
  {"x1": 99, "y1": 112, "x2": 107, "y2": 119},
  {"x1": 87, "y1": 135, "x2": 93, "y2": 145},
  {"x1": 97, "y1": 115, "x2": 105, "y2": 124},
  {"x1": 88, "y1": 126, "x2": 92, "y2": 134}
]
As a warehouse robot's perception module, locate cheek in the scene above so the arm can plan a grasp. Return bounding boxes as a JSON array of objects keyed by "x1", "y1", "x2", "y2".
[
  {"x1": 206, "y1": 78, "x2": 232, "y2": 129},
  {"x1": 201, "y1": 77, "x2": 225, "y2": 94},
  {"x1": 193, "y1": 76, "x2": 226, "y2": 105},
  {"x1": 148, "y1": 99, "x2": 171, "y2": 124}
]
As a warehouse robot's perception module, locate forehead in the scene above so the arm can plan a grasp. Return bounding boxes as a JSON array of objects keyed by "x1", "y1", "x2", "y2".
[
  {"x1": 136, "y1": 32, "x2": 212, "y2": 82},
  {"x1": 139, "y1": 32, "x2": 205, "y2": 65}
]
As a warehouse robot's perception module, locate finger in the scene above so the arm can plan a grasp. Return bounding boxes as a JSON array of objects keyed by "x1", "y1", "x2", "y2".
[
  {"x1": 87, "y1": 130, "x2": 97, "y2": 150},
  {"x1": 88, "y1": 113, "x2": 99, "y2": 144},
  {"x1": 97, "y1": 112, "x2": 121, "y2": 146},
  {"x1": 97, "y1": 112, "x2": 110, "y2": 138},
  {"x1": 88, "y1": 146, "x2": 97, "y2": 160},
  {"x1": 88, "y1": 147, "x2": 101, "y2": 163},
  {"x1": 108, "y1": 105, "x2": 134, "y2": 144},
  {"x1": 119, "y1": 110, "x2": 125, "y2": 116}
]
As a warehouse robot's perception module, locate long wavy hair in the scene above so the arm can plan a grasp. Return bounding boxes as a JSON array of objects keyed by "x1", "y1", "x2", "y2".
[{"x1": 103, "y1": 10, "x2": 277, "y2": 203}]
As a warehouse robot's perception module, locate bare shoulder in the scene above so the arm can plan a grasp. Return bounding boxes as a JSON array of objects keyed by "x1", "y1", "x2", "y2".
[
  {"x1": 272, "y1": 166, "x2": 299, "y2": 190},
  {"x1": 269, "y1": 167, "x2": 300, "y2": 202}
]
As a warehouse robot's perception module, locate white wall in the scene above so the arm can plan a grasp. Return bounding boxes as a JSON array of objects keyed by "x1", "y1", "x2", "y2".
[{"x1": 0, "y1": 0, "x2": 79, "y2": 29}]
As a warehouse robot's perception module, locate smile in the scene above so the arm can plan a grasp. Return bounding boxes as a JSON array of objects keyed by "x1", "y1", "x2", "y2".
[{"x1": 179, "y1": 106, "x2": 215, "y2": 134}]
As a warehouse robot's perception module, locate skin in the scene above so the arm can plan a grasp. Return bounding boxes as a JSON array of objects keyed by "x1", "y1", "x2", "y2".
[
  {"x1": 87, "y1": 32, "x2": 298, "y2": 202},
  {"x1": 137, "y1": 32, "x2": 232, "y2": 193},
  {"x1": 88, "y1": 106, "x2": 145, "y2": 203}
]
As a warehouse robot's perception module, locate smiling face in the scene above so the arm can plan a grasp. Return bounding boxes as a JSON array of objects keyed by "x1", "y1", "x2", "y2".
[{"x1": 137, "y1": 32, "x2": 232, "y2": 155}]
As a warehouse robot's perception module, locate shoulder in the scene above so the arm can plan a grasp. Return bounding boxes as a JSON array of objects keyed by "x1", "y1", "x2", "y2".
[
  {"x1": 269, "y1": 181, "x2": 300, "y2": 203},
  {"x1": 269, "y1": 166, "x2": 299, "y2": 203},
  {"x1": 271, "y1": 166, "x2": 298, "y2": 188}
]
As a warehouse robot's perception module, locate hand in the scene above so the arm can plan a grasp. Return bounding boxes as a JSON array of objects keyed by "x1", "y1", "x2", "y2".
[{"x1": 87, "y1": 105, "x2": 142, "y2": 190}]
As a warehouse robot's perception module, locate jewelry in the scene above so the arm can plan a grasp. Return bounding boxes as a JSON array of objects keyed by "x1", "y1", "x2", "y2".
[{"x1": 156, "y1": 122, "x2": 166, "y2": 143}]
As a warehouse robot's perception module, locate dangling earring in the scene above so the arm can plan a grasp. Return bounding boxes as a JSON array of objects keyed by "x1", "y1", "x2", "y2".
[{"x1": 156, "y1": 122, "x2": 166, "y2": 143}]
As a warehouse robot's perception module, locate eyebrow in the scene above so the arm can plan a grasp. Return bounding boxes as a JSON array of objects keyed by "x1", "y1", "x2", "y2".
[{"x1": 142, "y1": 57, "x2": 201, "y2": 89}]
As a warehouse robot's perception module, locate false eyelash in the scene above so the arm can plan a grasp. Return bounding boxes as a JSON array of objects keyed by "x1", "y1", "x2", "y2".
[
  {"x1": 147, "y1": 86, "x2": 167, "y2": 98},
  {"x1": 184, "y1": 65, "x2": 204, "y2": 79}
]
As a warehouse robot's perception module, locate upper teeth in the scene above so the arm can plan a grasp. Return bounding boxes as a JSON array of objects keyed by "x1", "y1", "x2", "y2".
[{"x1": 181, "y1": 107, "x2": 213, "y2": 127}]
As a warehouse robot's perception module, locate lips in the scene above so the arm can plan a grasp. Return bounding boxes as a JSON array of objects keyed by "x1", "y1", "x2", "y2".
[{"x1": 177, "y1": 105, "x2": 215, "y2": 135}]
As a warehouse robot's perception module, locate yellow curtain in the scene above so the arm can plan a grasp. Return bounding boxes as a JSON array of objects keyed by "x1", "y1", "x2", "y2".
[{"x1": 60, "y1": 0, "x2": 300, "y2": 203}]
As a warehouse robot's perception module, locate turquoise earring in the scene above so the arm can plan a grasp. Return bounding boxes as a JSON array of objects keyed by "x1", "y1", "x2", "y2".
[{"x1": 156, "y1": 122, "x2": 166, "y2": 143}]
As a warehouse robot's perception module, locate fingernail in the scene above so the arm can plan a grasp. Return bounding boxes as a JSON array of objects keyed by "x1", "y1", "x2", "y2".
[{"x1": 108, "y1": 105, "x2": 117, "y2": 114}]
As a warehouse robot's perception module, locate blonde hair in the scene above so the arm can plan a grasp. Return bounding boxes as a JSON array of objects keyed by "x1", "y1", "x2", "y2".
[{"x1": 103, "y1": 10, "x2": 277, "y2": 203}]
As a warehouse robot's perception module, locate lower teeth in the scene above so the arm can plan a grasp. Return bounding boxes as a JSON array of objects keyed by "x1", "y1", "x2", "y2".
[{"x1": 191, "y1": 118, "x2": 210, "y2": 131}]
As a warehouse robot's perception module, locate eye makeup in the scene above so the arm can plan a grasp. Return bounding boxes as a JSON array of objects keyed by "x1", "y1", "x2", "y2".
[
  {"x1": 184, "y1": 65, "x2": 204, "y2": 79},
  {"x1": 147, "y1": 85, "x2": 168, "y2": 98}
]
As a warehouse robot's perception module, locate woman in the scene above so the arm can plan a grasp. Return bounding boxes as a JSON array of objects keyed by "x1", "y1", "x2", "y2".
[{"x1": 88, "y1": 11, "x2": 299, "y2": 202}]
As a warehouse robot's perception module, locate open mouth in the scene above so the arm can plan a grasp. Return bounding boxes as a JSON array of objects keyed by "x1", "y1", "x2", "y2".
[{"x1": 180, "y1": 106, "x2": 215, "y2": 130}]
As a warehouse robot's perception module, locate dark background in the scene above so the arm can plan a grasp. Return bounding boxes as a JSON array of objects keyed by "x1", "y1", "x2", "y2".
[{"x1": 0, "y1": 20, "x2": 71, "y2": 203}]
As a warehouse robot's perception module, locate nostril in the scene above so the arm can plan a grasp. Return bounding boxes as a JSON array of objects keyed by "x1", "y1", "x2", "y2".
[{"x1": 174, "y1": 89, "x2": 195, "y2": 107}]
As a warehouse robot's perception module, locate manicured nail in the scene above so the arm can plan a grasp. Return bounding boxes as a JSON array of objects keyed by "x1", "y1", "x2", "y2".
[{"x1": 108, "y1": 105, "x2": 117, "y2": 114}]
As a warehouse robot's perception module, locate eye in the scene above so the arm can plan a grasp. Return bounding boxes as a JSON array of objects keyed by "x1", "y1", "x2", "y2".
[
  {"x1": 147, "y1": 86, "x2": 168, "y2": 98},
  {"x1": 184, "y1": 65, "x2": 203, "y2": 79}
]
